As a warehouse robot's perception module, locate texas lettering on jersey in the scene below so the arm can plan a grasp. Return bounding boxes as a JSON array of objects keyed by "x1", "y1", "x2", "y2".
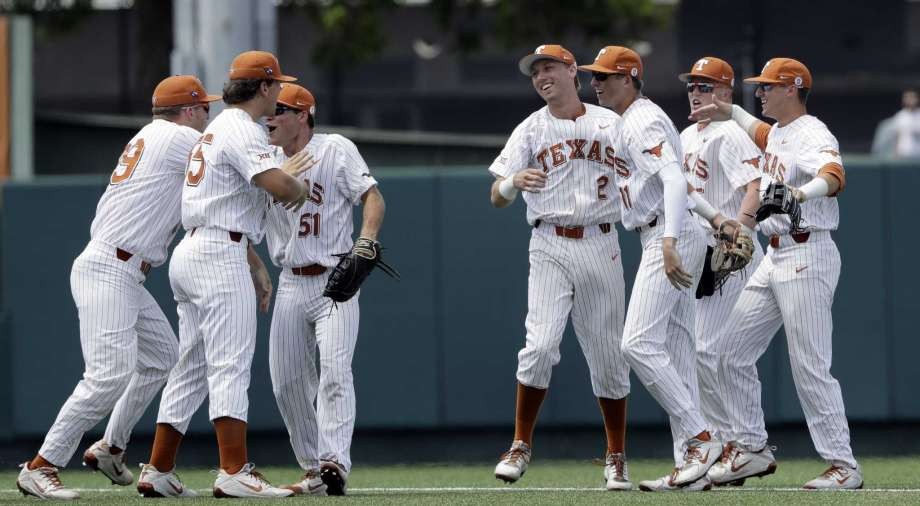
[{"x1": 534, "y1": 138, "x2": 622, "y2": 173}]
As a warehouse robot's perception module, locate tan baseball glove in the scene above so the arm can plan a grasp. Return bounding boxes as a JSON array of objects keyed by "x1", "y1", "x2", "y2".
[{"x1": 709, "y1": 222, "x2": 755, "y2": 291}]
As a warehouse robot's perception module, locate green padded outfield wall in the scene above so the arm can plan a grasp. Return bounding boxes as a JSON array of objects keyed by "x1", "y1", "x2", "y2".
[{"x1": 0, "y1": 161, "x2": 916, "y2": 441}]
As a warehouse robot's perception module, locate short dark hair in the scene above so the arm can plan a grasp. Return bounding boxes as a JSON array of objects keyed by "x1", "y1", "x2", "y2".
[
  {"x1": 223, "y1": 78, "x2": 273, "y2": 105},
  {"x1": 151, "y1": 105, "x2": 183, "y2": 117},
  {"x1": 798, "y1": 87, "x2": 810, "y2": 105}
]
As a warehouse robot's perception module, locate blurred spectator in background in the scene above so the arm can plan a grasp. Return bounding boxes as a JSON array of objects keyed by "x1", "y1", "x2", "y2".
[{"x1": 873, "y1": 89, "x2": 920, "y2": 158}]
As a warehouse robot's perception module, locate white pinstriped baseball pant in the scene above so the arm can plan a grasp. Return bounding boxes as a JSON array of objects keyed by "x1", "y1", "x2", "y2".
[
  {"x1": 269, "y1": 270, "x2": 360, "y2": 472},
  {"x1": 695, "y1": 238, "x2": 764, "y2": 442},
  {"x1": 157, "y1": 228, "x2": 257, "y2": 433},
  {"x1": 620, "y1": 218, "x2": 708, "y2": 466},
  {"x1": 516, "y1": 225, "x2": 631, "y2": 400},
  {"x1": 716, "y1": 231, "x2": 857, "y2": 468},
  {"x1": 39, "y1": 240, "x2": 178, "y2": 466}
]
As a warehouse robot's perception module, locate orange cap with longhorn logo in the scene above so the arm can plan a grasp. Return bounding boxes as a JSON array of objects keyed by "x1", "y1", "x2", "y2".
[
  {"x1": 228, "y1": 50, "x2": 297, "y2": 82},
  {"x1": 152, "y1": 75, "x2": 221, "y2": 107},
  {"x1": 518, "y1": 44, "x2": 576, "y2": 76},
  {"x1": 577, "y1": 46, "x2": 643, "y2": 79},
  {"x1": 277, "y1": 83, "x2": 316, "y2": 115},
  {"x1": 744, "y1": 58, "x2": 812, "y2": 89},
  {"x1": 678, "y1": 56, "x2": 734, "y2": 86}
]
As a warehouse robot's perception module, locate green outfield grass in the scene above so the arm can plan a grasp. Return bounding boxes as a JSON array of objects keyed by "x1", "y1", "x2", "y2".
[{"x1": 2, "y1": 457, "x2": 919, "y2": 504}]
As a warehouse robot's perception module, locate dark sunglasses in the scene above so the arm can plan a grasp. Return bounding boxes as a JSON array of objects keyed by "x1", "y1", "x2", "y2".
[
  {"x1": 274, "y1": 105, "x2": 296, "y2": 116},
  {"x1": 592, "y1": 72, "x2": 614, "y2": 82},
  {"x1": 756, "y1": 83, "x2": 777, "y2": 92},
  {"x1": 686, "y1": 82, "x2": 716, "y2": 94}
]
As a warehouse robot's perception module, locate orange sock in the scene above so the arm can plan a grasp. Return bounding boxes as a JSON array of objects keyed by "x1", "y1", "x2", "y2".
[
  {"x1": 598, "y1": 396, "x2": 627, "y2": 455},
  {"x1": 149, "y1": 423, "x2": 183, "y2": 472},
  {"x1": 513, "y1": 383, "x2": 547, "y2": 446},
  {"x1": 29, "y1": 455, "x2": 54, "y2": 470},
  {"x1": 694, "y1": 430, "x2": 712, "y2": 442},
  {"x1": 214, "y1": 417, "x2": 248, "y2": 474}
]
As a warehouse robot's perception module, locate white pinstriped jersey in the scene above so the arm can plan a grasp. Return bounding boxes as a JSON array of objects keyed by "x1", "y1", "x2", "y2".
[
  {"x1": 489, "y1": 103, "x2": 623, "y2": 226},
  {"x1": 181, "y1": 108, "x2": 278, "y2": 243},
  {"x1": 680, "y1": 120, "x2": 762, "y2": 228},
  {"x1": 757, "y1": 115, "x2": 842, "y2": 236},
  {"x1": 90, "y1": 119, "x2": 200, "y2": 266},
  {"x1": 264, "y1": 134, "x2": 378, "y2": 268},
  {"x1": 615, "y1": 98, "x2": 688, "y2": 230}
]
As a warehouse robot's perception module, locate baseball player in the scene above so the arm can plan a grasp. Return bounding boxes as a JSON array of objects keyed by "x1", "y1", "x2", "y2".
[
  {"x1": 135, "y1": 51, "x2": 315, "y2": 499},
  {"x1": 579, "y1": 46, "x2": 745, "y2": 491},
  {"x1": 490, "y1": 44, "x2": 634, "y2": 492},
  {"x1": 689, "y1": 58, "x2": 861, "y2": 490},
  {"x1": 15, "y1": 76, "x2": 219, "y2": 500},
  {"x1": 678, "y1": 57, "x2": 764, "y2": 465},
  {"x1": 262, "y1": 84, "x2": 385, "y2": 496}
]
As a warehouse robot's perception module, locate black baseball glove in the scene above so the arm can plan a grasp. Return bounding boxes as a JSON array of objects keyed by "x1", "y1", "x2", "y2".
[
  {"x1": 323, "y1": 237, "x2": 399, "y2": 303},
  {"x1": 756, "y1": 182, "x2": 804, "y2": 233}
]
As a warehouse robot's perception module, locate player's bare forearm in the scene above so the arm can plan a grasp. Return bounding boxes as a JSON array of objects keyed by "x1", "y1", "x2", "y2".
[
  {"x1": 359, "y1": 186, "x2": 385, "y2": 241},
  {"x1": 252, "y1": 168, "x2": 307, "y2": 207},
  {"x1": 736, "y1": 179, "x2": 761, "y2": 229},
  {"x1": 246, "y1": 244, "x2": 267, "y2": 273}
]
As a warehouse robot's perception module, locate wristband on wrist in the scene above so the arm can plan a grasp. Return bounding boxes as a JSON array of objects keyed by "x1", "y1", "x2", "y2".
[
  {"x1": 498, "y1": 177, "x2": 519, "y2": 200},
  {"x1": 798, "y1": 177, "x2": 829, "y2": 202},
  {"x1": 731, "y1": 104, "x2": 759, "y2": 133}
]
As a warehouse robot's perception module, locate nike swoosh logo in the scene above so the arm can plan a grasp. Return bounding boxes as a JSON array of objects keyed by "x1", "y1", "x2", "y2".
[
  {"x1": 112, "y1": 460, "x2": 124, "y2": 476},
  {"x1": 795, "y1": 266, "x2": 808, "y2": 273},
  {"x1": 308, "y1": 483, "x2": 325, "y2": 492},
  {"x1": 836, "y1": 475, "x2": 850, "y2": 485},
  {"x1": 612, "y1": 253, "x2": 620, "y2": 262},
  {"x1": 599, "y1": 124, "x2": 610, "y2": 129},
  {"x1": 169, "y1": 481, "x2": 184, "y2": 494},
  {"x1": 731, "y1": 459, "x2": 750, "y2": 473},
  {"x1": 241, "y1": 482, "x2": 263, "y2": 492},
  {"x1": 722, "y1": 75, "x2": 732, "y2": 80}
]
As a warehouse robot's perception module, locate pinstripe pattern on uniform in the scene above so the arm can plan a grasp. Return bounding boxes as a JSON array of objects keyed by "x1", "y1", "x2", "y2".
[
  {"x1": 517, "y1": 228, "x2": 630, "y2": 398},
  {"x1": 39, "y1": 241, "x2": 178, "y2": 466},
  {"x1": 490, "y1": 103, "x2": 624, "y2": 227},
  {"x1": 680, "y1": 118, "x2": 764, "y2": 442},
  {"x1": 181, "y1": 108, "x2": 278, "y2": 243},
  {"x1": 264, "y1": 134, "x2": 378, "y2": 269},
  {"x1": 264, "y1": 134, "x2": 372, "y2": 472},
  {"x1": 620, "y1": 218, "x2": 707, "y2": 459},
  {"x1": 491, "y1": 102, "x2": 630, "y2": 403},
  {"x1": 757, "y1": 115, "x2": 841, "y2": 236},
  {"x1": 714, "y1": 112, "x2": 857, "y2": 468},
  {"x1": 616, "y1": 98, "x2": 688, "y2": 231},
  {"x1": 92, "y1": 120, "x2": 200, "y2": 266},
  {"x1": 157, "y1": 229, "x2": 257, "y2": 432}
]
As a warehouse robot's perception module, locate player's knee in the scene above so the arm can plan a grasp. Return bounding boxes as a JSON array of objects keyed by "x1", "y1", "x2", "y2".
[{"x1": 522, "y1": 340, "x2": 561, "y2": 368}]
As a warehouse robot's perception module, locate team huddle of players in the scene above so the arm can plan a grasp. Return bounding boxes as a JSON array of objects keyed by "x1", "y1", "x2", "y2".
[
  {"x1": 490, "y1": 44, "x2": 859, "y2": 492},
  {"x1": 16, "y1": 50, "x2": 383, "y2": 499}
]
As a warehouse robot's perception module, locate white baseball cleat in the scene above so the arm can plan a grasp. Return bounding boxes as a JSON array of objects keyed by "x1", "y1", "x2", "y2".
[
  {"x1": 136, "y1": 463, "x2": 198, "y2": 498},
  {"x1": 494, "y1": 440, "x2": 531, "y2": 483},
  {"x1": 638, "y1": 468, "x2": 712, "y2": 492},
  {"x1": 320, "y1": 459, "x2": 348, "y2": 496},
  {"x1": 212, "y1": 462, "x2": 294, "y2": 498},
  {"x1": 83, "y1": 440, "x2": 133, "y2": 486},
  {"x1": 707, "y1": 442, "x2": 776, "y2": 485},
  {"x1": 284, "y1": 468, "x2": 328, "y2": 496},
  {"x1": 671, "y1": 437, "x2": 722, "y2": 486},
  {"x1": 16, "y1": 462, "x2": 80, "y2": 500},
  {"x1": 803, "y1": 464, "x2": 863, "y2": 490},
  {"x1": 603, "y1": 452, "x2": 633, "y2": 491}
]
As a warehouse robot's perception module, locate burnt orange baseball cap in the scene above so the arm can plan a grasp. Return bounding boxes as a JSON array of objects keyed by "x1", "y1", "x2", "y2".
[
  {"x1": 679, "y1": 56, "x2": 734, "y2": 86},
  {"x1": 518, "y1": 44, "x2": 576, "y2": 76},
  {"x1": 229, "y1": 50, "x2": 297, "y2": 82},
  {"x1": 152, "y1": 75, "x2": 221, "y2": 107},
  {"x1": 744, "y1": 58, "x2": 812, "y2": 89},
  {"x1": 577, "y1": 46, "x2": 643, "y2": 79},
  {"x1": 277, "y1": 83, "x2": 316, "y2": 115}
]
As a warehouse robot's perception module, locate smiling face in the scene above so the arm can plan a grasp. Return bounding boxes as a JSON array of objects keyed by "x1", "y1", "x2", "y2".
[
  {"x1": 265, "y1": 106, "x2": 304, "y2": 146},
  {"x1": 530, "y1": 59, "x2": 577, "y2": 103},
  {"x1": 755, "y1": 83, "x2": 791, "y2": 120},
  {"x1": 591, "y1": 72, "x2": 633, "y2": 112}
]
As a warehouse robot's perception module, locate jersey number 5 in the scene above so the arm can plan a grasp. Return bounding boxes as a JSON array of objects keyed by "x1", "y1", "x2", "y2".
[
  {"x1": 186, "y1": 134, "x2": 214, "y2": 186},
  {"x1": 110, "y1": 139, "x2": 145, "y2": 185}
]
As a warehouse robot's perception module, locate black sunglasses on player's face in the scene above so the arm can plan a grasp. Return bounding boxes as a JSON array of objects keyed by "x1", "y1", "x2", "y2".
[
  {"x1": 686, "y1": 82, "x2": 716, "y2": 94},
  {"x1": 756, "y1": 83, "x2": 777, "y2": 93},
  {"x1": 274, "y1": 105, "x2": 296, "y2": 116}
]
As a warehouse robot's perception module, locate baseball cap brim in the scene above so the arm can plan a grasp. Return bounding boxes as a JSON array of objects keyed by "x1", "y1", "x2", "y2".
[
  {"x1": 276, "y1": 75, "x2": 297, "y2": 83},
  {"x1": 518, "y1": 54, "x2": 569, "y2": 76},
  {"x1": 277, "y1": 98, "x2": 310, "y2": 111},
  {"x1": 743, "y1": 76, "x2": 784, "y2": 84},
  {"x1": 577, "y1": 63, "x2": 620, "y2": 74},
  {"x1": 678, "y1": 72, "x2": 722, "y2": 83},
  {"x1": 201, "y1": 94, "x2": 223, "y2": 103}
]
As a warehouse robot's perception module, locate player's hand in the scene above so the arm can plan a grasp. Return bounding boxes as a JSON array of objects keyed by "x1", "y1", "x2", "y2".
[
  {"x1": 712, "y1": 216, "x2": 742, "y2": 241},
  {"x1": 688, "y1": 96, "x2": 732, "y2": 123},
  {"x1": 512, "y1": 168, "x2": 548, "y2": 193},
  {"x1": 251, "y1": 264, "x2": 273, "y2": 313},
  {"x1": 788, "y1": 185, "x2": 806, "y2": 203},
  {"x1": 662, "y1": 237, "x2": 694, "y2": 290},
  {"x1": 280, "y1": 150, "x2": 317, "y2": 178}
]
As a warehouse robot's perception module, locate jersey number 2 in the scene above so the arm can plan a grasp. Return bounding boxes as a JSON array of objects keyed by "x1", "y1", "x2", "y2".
[
  {"x1": 186, "y1": 134, "x2": 214, "y2": 186},
  {"x1": 110, "y1": 139, "x2": 145, "y2": 185}
]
